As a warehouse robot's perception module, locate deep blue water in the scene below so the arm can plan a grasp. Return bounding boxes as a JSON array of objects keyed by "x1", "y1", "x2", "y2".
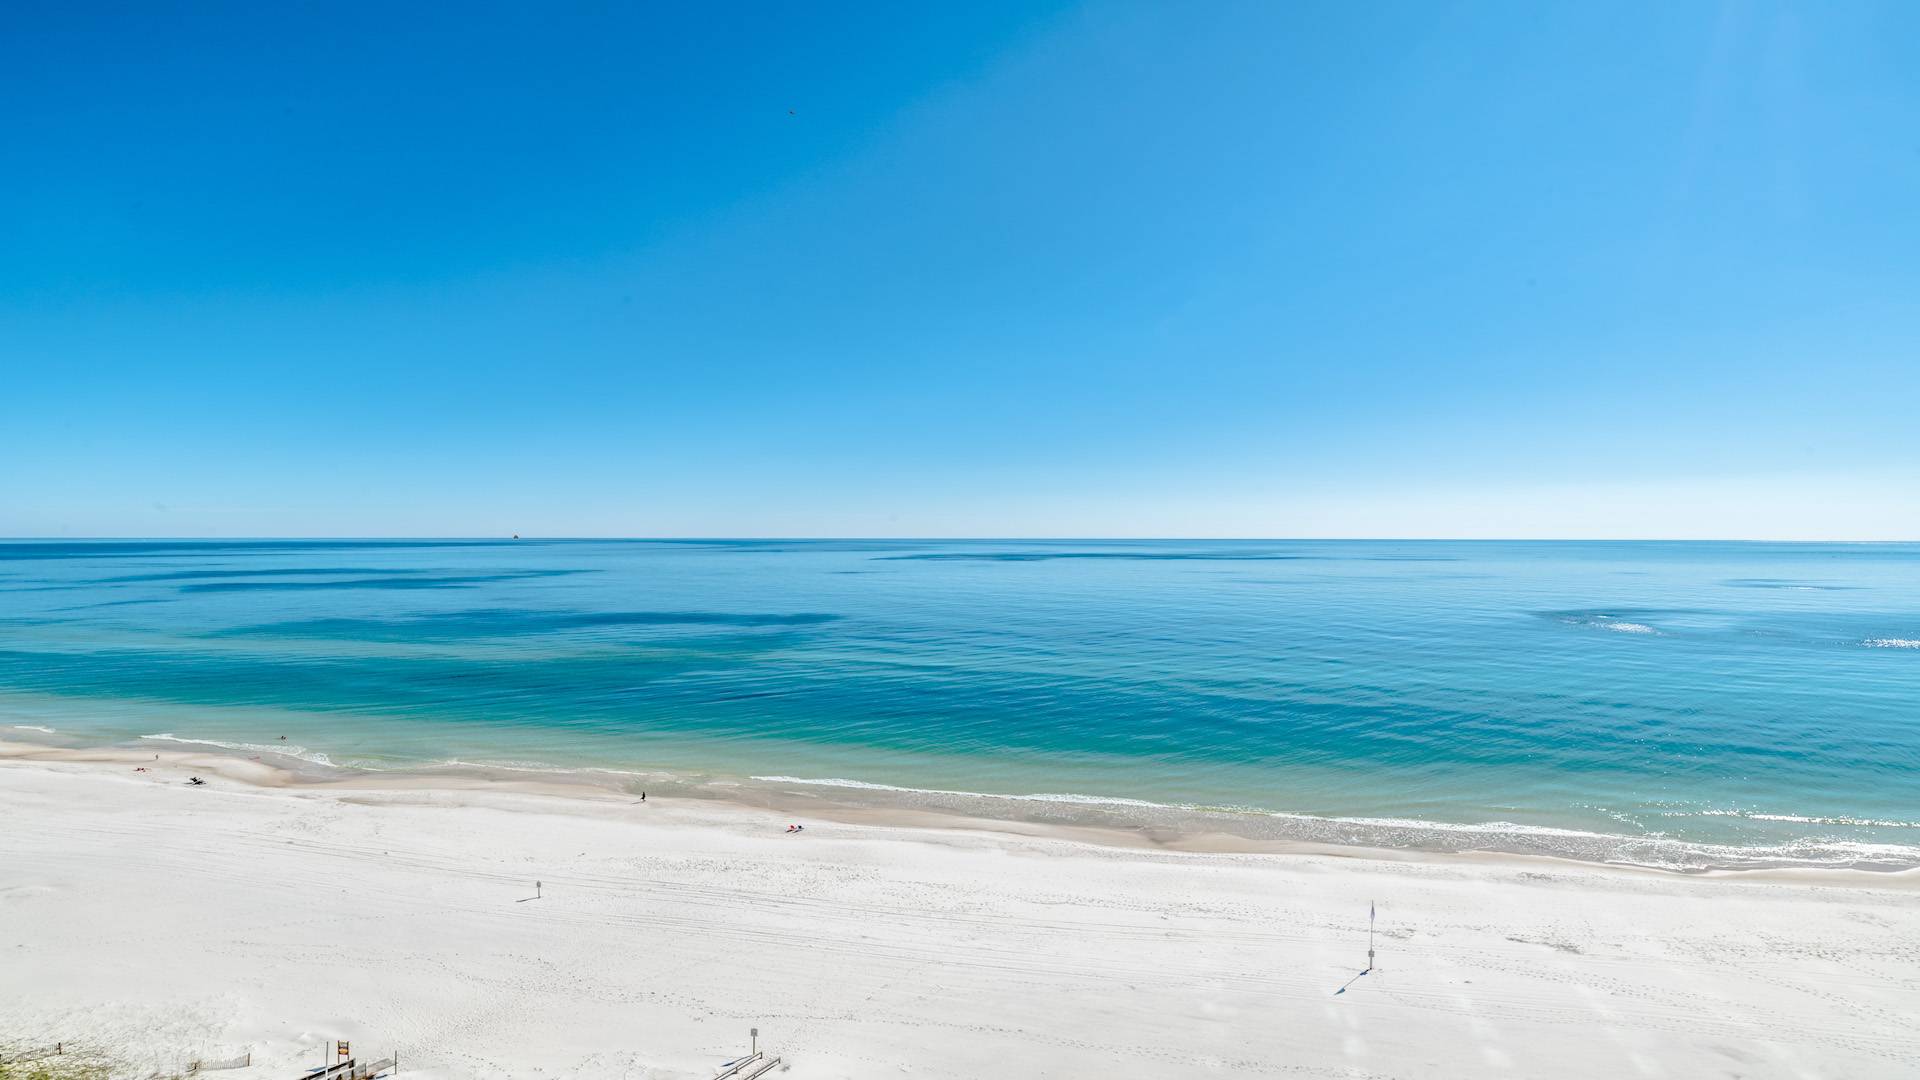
[{"x1": 3, "y1": 538, "x2": 1917, "y2": 868}]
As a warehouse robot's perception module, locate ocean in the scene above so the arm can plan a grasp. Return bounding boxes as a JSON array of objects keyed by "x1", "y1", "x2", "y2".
[{"x1": 3, "y1": 538, "x2": 1916, "y2": 870}]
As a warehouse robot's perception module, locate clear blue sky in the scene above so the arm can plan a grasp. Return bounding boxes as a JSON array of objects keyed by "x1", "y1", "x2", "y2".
[{"x1": 4, "y1": 2, "x2": 1917, "y2": 538}]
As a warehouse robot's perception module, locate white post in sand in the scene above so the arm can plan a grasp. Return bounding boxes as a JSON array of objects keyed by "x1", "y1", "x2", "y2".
[
  {"x1": 751, "y1": 1027, "x2": 758, "y2": 1057},
  {"x1": 1367, "y1": 900, "x2": 1376, "y2": 972}
]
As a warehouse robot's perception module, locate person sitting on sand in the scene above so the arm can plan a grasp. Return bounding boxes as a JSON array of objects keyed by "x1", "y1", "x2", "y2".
[{"x1": 187, "y1": 776, "x2": 206, "y2": 785}]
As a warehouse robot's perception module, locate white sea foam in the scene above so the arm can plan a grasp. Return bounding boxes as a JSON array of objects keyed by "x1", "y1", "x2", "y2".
[
  {"x1": 139, "y1": 732, "x2": 336, "y2": 768},
  {"x1": 1266, "y1": 812, "x2": 1920, "y2": 870},
  {"x1": 1689, "y1": 808, "x2": 1919, "y2": 828},
  {"x1": 10, "y1": 724, "x2": 57, "y2": 733},
  {"x1": 1015, "y1": 792, "x2": 1174, "y2": 809},
  {"x1": 753, "y1": 775, "x2": 958, "y2": 793},
  {"x1": 1749, "y1": 813, "x2": 1918, "y2": 828},
  {"x1": 749, "y1": 776, "x2": 1920, "y2": 871},
  {"x1": 1259, "y1": 810, "x2": 1640, "y2": 845},
  {"x1": 423, "y1": 757, "x2": 655, "y2": 779},
  {"x1": 1554, "y1": 612, "x2": 1661, "y2": 635},
  {"x1": 750, "y1": 775, "x2": 1171, "y2": 810},
  {"x1": 1862, "y1": 638, "x2": 1920, "y2": 649}
]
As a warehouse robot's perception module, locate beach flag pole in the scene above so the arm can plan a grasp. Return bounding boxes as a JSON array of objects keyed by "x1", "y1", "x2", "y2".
[{"x1": 1367, "y1": 900, "x2": 1376, "y2": 973}]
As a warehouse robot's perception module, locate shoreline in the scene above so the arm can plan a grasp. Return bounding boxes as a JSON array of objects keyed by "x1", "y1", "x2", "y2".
[{"x1": 5, "y1": 734, "x2": 1916, "y2": 882}]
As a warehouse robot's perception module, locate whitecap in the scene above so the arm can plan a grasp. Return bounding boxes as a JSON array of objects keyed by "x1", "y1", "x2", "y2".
[{"x1": 1548, "y1": 611, "x2": 1662, "y2": 635}]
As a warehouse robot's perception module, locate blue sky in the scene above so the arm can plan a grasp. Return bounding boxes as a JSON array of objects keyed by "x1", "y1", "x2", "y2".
[{"x1": 4, "y1": 2, "x2": 1917, "y2": 538}]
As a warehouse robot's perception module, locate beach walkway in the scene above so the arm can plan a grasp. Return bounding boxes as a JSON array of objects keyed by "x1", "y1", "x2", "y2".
[
  {"x1": 713, "y1": 1051, "x2": 783, "y2": 1079},
  {"x1": 303, "y1": 1055, "x2": 396, "y2": 1079}
]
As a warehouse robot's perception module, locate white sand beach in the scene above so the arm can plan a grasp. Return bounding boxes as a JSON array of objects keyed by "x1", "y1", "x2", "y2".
[{"x1": 3, "y1": 740, "x2": 1916, "y2": 1079}]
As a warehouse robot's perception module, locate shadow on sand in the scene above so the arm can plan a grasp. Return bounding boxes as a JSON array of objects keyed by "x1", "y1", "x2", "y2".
[{"x1": 1334, "y1": 967, "x2": 1373, "y2": 995}]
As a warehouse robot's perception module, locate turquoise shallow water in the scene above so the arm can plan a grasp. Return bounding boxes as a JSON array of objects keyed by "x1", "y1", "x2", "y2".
[{"x1": 3, "y1": 538, "x2": 1917, "y2": 869}]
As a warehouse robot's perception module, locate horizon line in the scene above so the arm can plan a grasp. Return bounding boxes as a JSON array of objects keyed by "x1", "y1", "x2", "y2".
[{"x1": 4, "y1": 536, "x2": 1917, "y2": 545}]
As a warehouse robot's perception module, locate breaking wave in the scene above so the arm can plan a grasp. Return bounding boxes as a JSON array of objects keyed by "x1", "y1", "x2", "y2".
[
  {"x1": 139, "y1": 732, "x2": 336, "y2": 768},
  {"x1": 749, "y1": 775, "x2": 1920, "y2": 872}
]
